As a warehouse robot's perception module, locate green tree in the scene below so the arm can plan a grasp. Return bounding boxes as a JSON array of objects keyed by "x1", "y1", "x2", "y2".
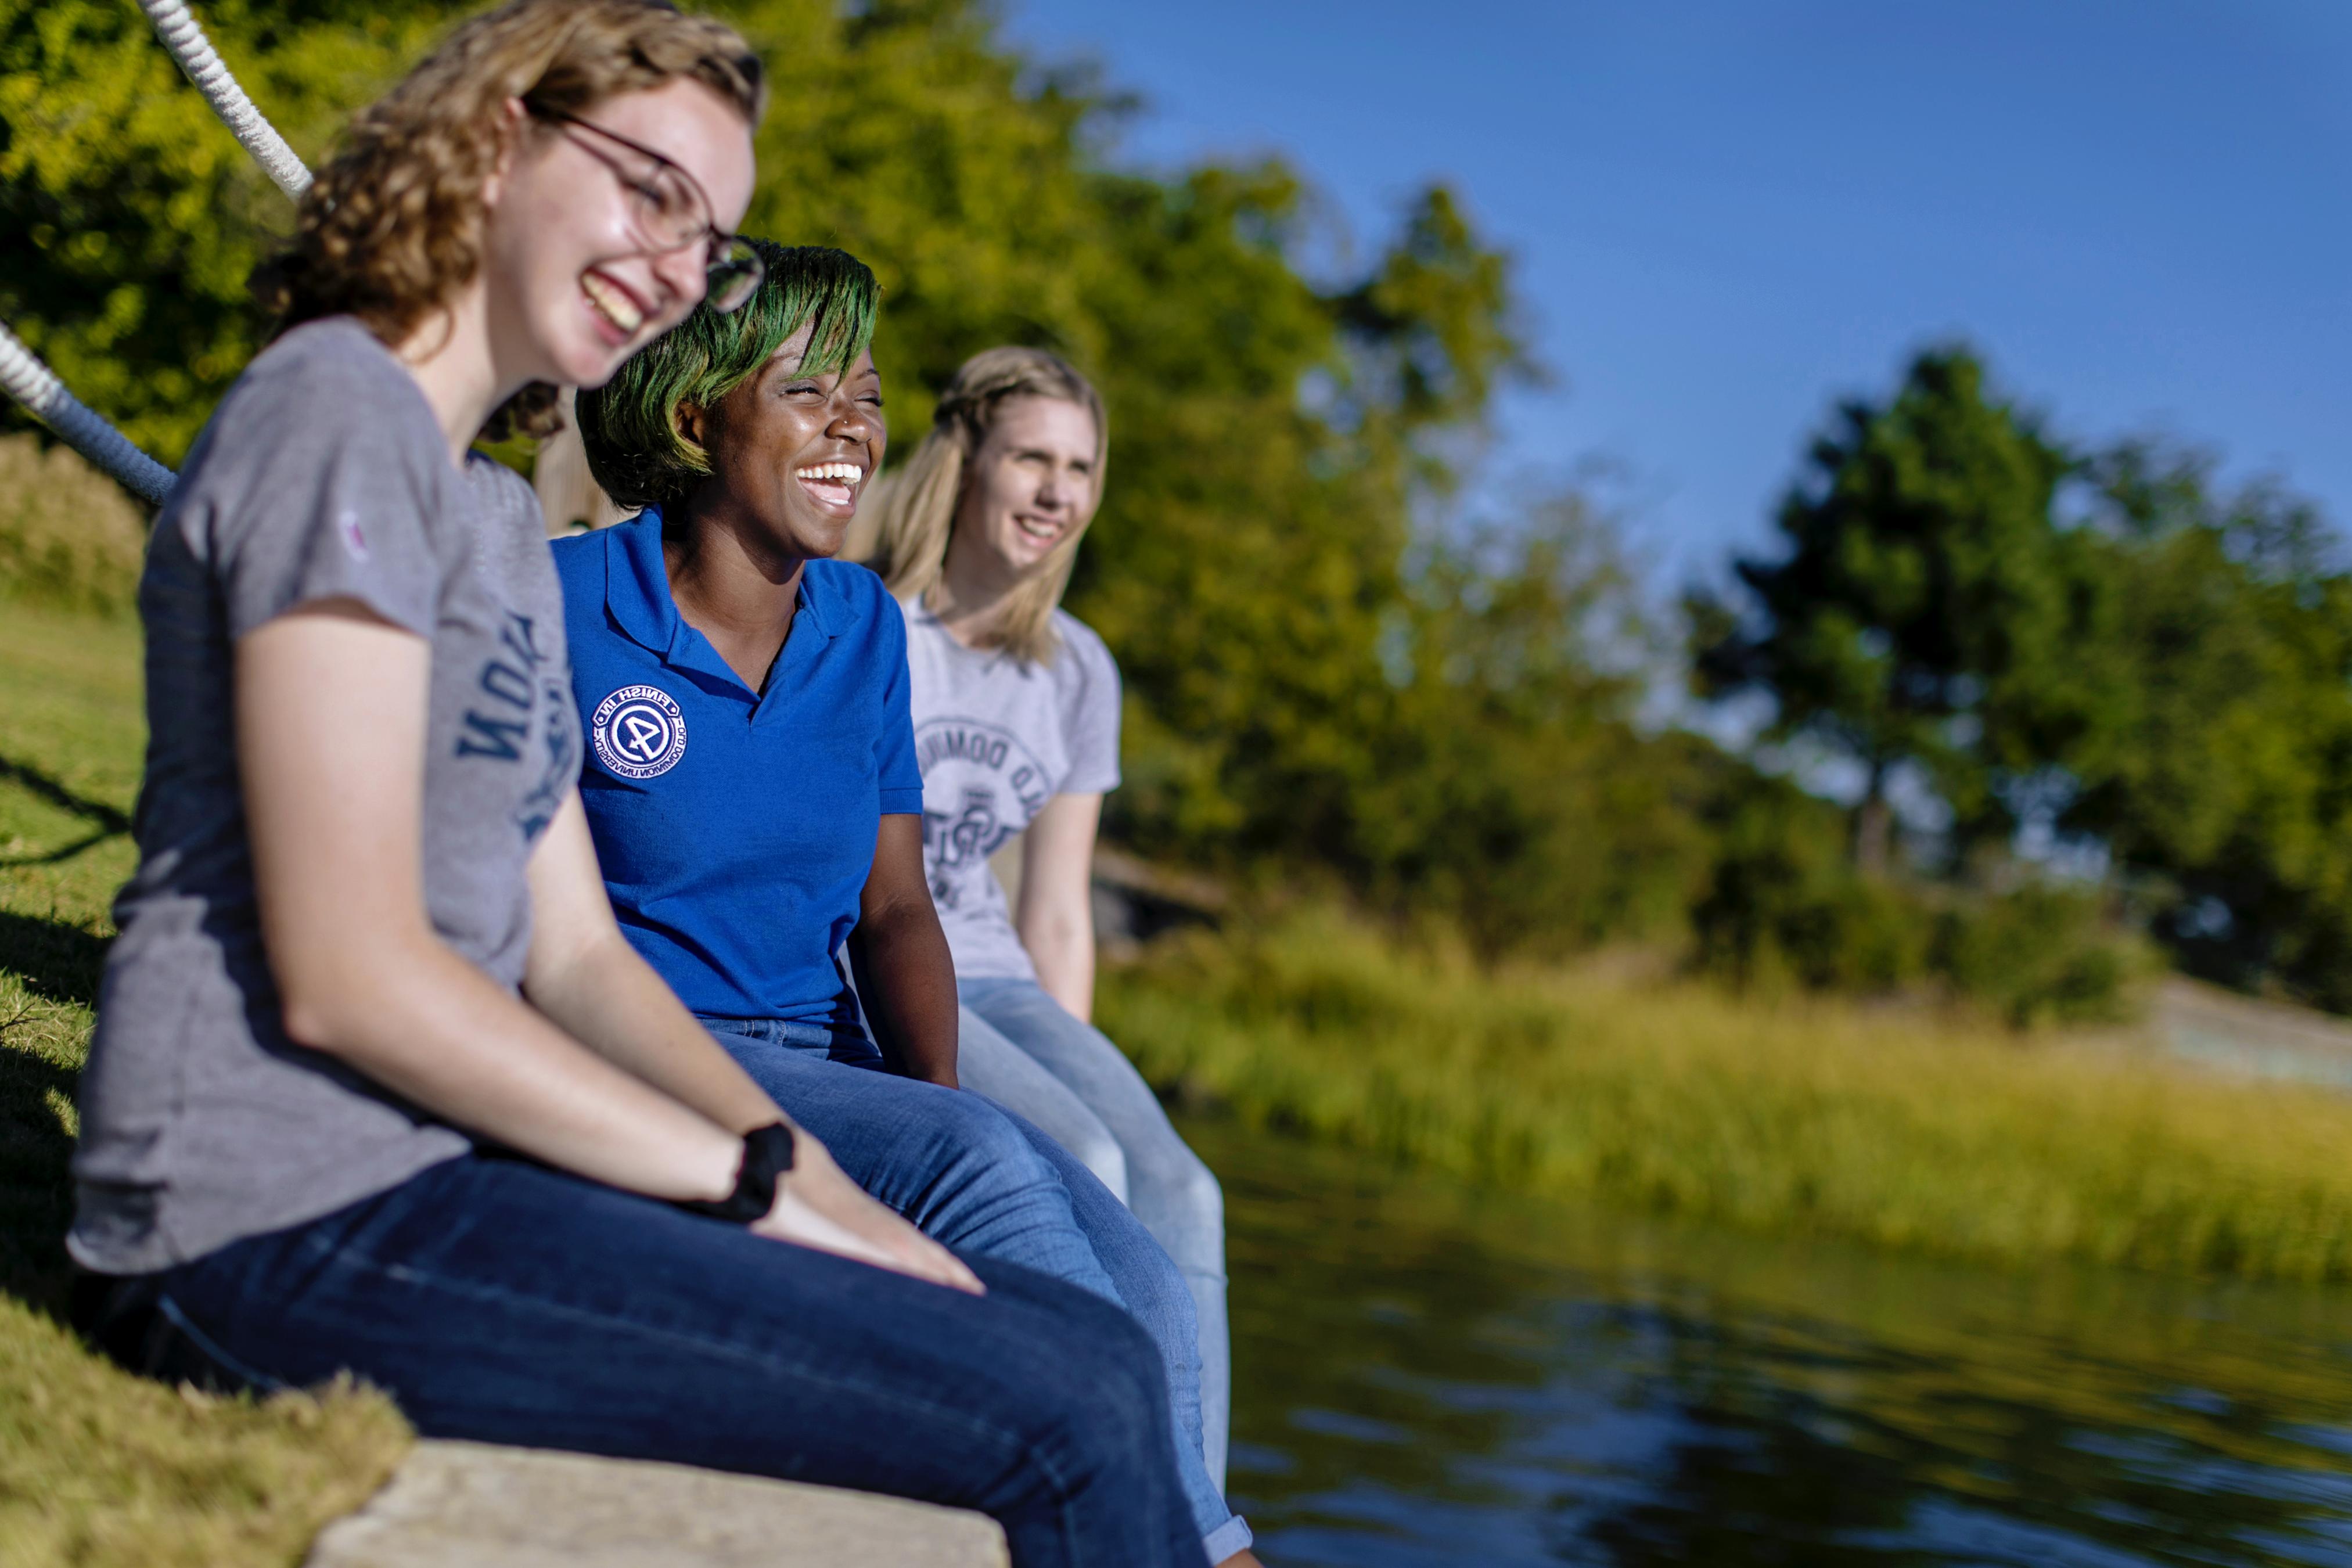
[
  {"x1": 1, "y1": 0, "x2": 444, "y2": 461},
  {"x1": 2057, "y1": 445, "x2": 2352, "y2": 1008},
  {"x1": 1689, "y1": 348, "x2": 2077, "y2": 873},
  {"x1": 1352, "y1": 492, "x2": 1711, "y2": 956}
]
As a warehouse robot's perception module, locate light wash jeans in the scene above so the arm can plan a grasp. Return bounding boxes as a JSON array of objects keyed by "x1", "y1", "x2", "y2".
[
  {"x1": 955, "y1": 978, "x2": 1233, "y2": 1491},
  {"x1": 700, "y1": 1014, "x2": 1247, "y2": 1563}
]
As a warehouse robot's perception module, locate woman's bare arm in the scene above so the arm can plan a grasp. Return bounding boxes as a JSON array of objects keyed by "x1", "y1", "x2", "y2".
[
  {"x1": 523, "y1": 790, "x2": 977, "y2": 1289},
  {"x1": 846, "y1": 814, "x2": 962, "y2": 1087},
  {"x1": 240, "y1": 602, "x2": 976, "y2": 1290},
  {"x1": 1017, "y1": 792, "x2": 1102, "y2": 1022},
  {"x1": 522, "y1": 790, "x2": 795, "y2": 1129}
]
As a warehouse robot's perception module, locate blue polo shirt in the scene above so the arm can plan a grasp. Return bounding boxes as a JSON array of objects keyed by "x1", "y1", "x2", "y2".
[{"x1": 551, "y1": 509, "x2": 924, "y2": 1023}]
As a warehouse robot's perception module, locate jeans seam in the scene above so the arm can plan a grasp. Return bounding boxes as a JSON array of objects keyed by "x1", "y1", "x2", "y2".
[{"x1": 156, "y1": 1292, "x2": 289, "y2": 1393}]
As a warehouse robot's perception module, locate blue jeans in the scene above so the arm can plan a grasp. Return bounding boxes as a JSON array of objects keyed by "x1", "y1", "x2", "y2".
[
  {"x1": 79, "y1": 1155, "x2": 1200, "y2": 1568},
  {"x1": 955, "y1": 978, "x2": 1233, "y2": 1490},
  {"x1": 700, "y1": 1015, "x2": 1247, "y2": 1563}
]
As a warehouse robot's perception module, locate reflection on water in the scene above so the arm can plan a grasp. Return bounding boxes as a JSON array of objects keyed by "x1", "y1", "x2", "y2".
[{"x1": 1186, "y1": 1118, "x2": 2352, "y2": 1567}]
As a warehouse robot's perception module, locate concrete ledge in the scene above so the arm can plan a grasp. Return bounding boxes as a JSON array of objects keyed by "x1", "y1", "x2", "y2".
[{"x1": 305, "y1": 1440, "x2": 1009, "y2": 1568}]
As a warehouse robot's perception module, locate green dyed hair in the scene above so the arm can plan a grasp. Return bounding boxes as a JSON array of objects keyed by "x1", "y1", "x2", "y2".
[{"x1": 577, "y1": 240, "x2": 879, "y2": 510}]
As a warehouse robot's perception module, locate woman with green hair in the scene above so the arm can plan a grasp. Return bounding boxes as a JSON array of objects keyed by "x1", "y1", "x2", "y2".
[{"x1": 555, "y1": 242, "x2": 1257, "y2": 1568}]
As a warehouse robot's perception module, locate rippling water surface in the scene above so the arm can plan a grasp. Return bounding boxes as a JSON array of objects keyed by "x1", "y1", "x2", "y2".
[{"x1": 1186, "y1": 1119, "x2": 2352, "y2": 1567}]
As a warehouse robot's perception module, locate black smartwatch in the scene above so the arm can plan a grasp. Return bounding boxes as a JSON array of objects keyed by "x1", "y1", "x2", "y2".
[{"x1": 679, "y1": 1123, "x2": 796, "y2": 1224}]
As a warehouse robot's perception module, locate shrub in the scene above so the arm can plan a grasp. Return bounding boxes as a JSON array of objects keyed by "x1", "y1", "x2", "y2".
[
  {"x1": 1935, "y1": 884, "x2": 2150, "y2": 1028},
  {"x1": 1686, "y1": 764, "x2": 2144, "y2": 1022},
  {"x1": 0, "y1": 435, "x2": 148, "y2": 616}
]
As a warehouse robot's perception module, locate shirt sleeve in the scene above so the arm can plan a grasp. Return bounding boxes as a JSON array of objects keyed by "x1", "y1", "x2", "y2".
[
  {"x1": 875, "y1": 595, "x2": 926, "y2": 815},
  {"x1": 206, "y1": 343, "x2": 446, "y2": 643},
  {"x1": 1060, "y1": 619, "x2": 1123, "y2": 796}
]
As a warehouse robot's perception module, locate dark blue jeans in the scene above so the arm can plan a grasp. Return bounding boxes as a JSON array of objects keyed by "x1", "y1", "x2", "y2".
[
  {"x1": 81, "y1": 1155, "x2": 1202, "y2": 1568},
  {"x1": 697, "y1": 1015, "x2": 1249, "y2": 1562}
]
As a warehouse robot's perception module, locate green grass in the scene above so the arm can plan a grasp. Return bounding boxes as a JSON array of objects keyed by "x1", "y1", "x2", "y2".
[
  {"x1": 0, "y1": 602, "x2": 409, "y2": 1567},
  {"x1": 1101, "y1": 911, "x2": 2352, "y2": 1283}
]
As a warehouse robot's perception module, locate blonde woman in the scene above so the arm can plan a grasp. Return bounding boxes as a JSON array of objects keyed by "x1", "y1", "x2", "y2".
[
  {"x1": 65, "y1": 6, "x2": 1199, "y2": 1559},
  {"x1": 867, "y1": 347, "x2": 1234, "y2": 1486}
]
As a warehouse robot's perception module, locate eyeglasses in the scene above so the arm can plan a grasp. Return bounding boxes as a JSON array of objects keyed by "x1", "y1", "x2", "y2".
[{"x1": 525, "y1": 102, "x2": 763, "y2": 314}]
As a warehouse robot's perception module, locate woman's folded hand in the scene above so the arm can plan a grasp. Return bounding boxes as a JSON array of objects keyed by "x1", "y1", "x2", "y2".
[{"x1": 752, "y1": 1137, "x2": 986, "y2": 1295}]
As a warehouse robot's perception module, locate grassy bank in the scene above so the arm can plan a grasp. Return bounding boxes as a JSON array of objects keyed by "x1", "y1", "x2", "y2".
[
  {"x1": 0, "y1": 603, "x2": 409, "y2": 1567},
  {"x1": 1100, "y1": 914, "x2": 2352, "y2": 1282}
]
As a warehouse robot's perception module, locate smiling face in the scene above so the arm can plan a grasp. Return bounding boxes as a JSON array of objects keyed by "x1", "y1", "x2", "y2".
[
  {"x1": 480, "y1": 78, "x2": 756, "y2": 391},
  {"x1": 948, "y1": 395, "x2": 1101, "y2": 584},
  {"x1": 682, "y1": 321, "x2": 887, "y2": 564}
]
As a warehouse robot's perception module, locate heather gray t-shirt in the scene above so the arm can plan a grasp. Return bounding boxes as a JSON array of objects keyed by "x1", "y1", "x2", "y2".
[
  {"x1": 70, "y1": 318, "x2": 579, "y2": 1275},
  {"x1": 901, "y1": 599, "x2": 1121, "y2": 981}
]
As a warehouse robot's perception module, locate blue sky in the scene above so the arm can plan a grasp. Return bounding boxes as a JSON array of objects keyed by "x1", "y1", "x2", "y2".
[{"x1": 1005, "y1": 1, "x2": 2352, "y2": 587}]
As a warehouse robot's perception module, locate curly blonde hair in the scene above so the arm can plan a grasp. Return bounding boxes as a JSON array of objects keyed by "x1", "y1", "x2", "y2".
[
  {"x1": 864, "y1": 347, "x2": 1107, "y2": 664},
  {"x1": 254, "y1": 0, "x2": 764, "y2": 441}
]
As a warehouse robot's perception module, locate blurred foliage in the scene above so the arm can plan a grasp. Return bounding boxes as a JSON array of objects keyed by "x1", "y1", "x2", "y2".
[
  {"x1": 1348, "y1": 492, "x2": 1711, "y2": 957},
  {"x1": 1696, "y1": 342, "x2": 2352, "y2": 1011},
  {"x1": 0, "y1": 432, "x2": 148, "y2": 614},
  {"x1": 1688, "y1": 348, "x2": 2080, "y2": 872},
  {"x1": 1101, "y1": 908, "x2": 2352, "y2": 1281},
  {"x1": 9, "y1": 0, "x2": 2350, "y2": 1011},
  {"x1": 1685, "y1": 763, "x2": 2146, "y2": 1024},
  {"x1": 2055, "y1": 447, "x2": 2352, "y2": 1009},
  {"x1": 0, "y1": 0, "x2": 445, "y2": 460},
  {"x1": 2, "y1": 0, "x2": 1573, "y2": 940}
]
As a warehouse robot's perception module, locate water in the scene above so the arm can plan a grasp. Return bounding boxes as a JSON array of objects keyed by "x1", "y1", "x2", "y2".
[{"x1": 1185, "y1": 1119, "x2": 2352, "y2": 1567}]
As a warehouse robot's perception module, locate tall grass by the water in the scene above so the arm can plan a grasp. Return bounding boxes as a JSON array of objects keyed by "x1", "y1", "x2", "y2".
[{"x1": 1099, "y1": 913, "x2": 2352, "y2": 1282}]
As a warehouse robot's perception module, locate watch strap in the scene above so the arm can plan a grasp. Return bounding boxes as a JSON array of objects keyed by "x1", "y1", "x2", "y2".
[{"x1": 679, "y1": 1122, "x2": 796, "y2": 1224}]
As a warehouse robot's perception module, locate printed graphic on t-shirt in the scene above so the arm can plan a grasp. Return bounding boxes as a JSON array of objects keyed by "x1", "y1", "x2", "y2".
[
  {"x1": 592, "y1": 684, "x2": 689, "y2": 781},
  {"x1": 916, "y1": 718, "x2": 1051, "y2": 910},
  {"x1": 455, "y1": 610, "x2": 578, "y2": 841},
  {"x1": 519, "y1": 667, "x2": 575, "y2": 840}
]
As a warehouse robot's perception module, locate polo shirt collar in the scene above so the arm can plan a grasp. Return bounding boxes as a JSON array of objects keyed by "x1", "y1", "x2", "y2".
[
  {"x1": 796, "y1": 554, "x2": 846, "y2": 641},
  {"x1": 603, "y1": 508, "x2": 847, "y2": 696},
  {"x1": 605, "y1": 508, "x2": 678, "y2": 656}
]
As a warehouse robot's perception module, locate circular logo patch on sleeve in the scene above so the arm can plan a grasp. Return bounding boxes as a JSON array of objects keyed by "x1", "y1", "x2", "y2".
[{"x1": 591, "y1": 685, "x2": 688, "y2": 779}]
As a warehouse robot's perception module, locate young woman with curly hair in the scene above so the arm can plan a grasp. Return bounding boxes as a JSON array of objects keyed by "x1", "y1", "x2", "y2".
[{"x1": 69, "y1": 5, "x2": 1202, "y2": 1560}]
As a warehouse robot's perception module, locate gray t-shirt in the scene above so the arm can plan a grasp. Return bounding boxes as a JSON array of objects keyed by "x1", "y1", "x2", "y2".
[
  {"x1": 70, "y1": 318, "x2": 579, "y2": 1275},
  {"x1": 901, "y1": 600, "x2": 1121, "y2": 981}
]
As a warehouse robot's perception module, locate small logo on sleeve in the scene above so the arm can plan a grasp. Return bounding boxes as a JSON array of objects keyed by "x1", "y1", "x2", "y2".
[{"x1": 591, "y1": 684, "x2": 688, "y2": 779}]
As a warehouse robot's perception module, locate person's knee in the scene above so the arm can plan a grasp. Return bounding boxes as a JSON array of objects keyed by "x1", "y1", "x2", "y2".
[
  {"x1": 1044, "y1": 1297, "x2": 1174, "y2": 1465},
  {"x1": 1068, "y1": 1127, "x2": 1130, "y2": 1202},
  {"x1": 976, "y1": 1272, "x2": 1171, "y2": 1487},
  {"x1": 1173, "y1": 1149, "x2": 1222, "y2": 1224},
  {"x1": 926, "y1": 1094, "x2": 1061, "y2": 1193}
]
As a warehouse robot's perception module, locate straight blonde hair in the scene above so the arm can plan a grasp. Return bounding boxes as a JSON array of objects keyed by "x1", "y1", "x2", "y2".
[{"x1": 864, "y1": 347, "x2": 1107, "y2": 664}]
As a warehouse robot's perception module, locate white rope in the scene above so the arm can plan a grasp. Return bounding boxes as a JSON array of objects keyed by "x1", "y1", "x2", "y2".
[
  {"x1": 0, "y1": 319, "x2": 177, "y2": 506},
  {"x1": 136, "y1": 0, "x2": 312, "y2": 199}
]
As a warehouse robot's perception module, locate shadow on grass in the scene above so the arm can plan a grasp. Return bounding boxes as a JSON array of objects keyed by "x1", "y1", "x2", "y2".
[
  {"x1": 0, "y1": 753, "x2": 132, "y2": 837},
  {"x1": 1, "y1": 910, "x2": 110, "y2": 1009},
  {"x1": 0, "y1": 751, "x2": 131, "y2": 871},
  {"x1": 0, "y1": 911, "x2": 106, "y2": 1319},
  {"x1": 0, "y1": 1032, "x2": 75, "y2": 1317}
]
